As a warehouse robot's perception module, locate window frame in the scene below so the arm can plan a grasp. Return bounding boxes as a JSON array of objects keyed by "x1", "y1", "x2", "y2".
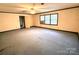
[{"x1": 40, "y1": 13, "x2": 58, "y2": 26}]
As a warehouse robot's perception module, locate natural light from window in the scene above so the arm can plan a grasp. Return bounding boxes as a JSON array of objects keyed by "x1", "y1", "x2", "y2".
[{"x1": 40, "y1": 14, "x2": 58, "y2": 25}]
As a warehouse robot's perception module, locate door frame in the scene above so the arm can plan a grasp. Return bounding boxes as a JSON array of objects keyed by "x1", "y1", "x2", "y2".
[{"x1": 19, "y1": 16, "x2": 26, "y2": 29}]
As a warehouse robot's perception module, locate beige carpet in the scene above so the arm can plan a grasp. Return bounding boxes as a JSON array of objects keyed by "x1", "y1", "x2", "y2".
[{"x1": 0, "y1": 27, "x2": 79, "y2": 55}]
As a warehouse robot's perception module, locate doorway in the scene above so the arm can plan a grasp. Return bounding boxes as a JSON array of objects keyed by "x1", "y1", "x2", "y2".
[{"x1": 19, "y1": 16, "x2": 25, "y2": 29}]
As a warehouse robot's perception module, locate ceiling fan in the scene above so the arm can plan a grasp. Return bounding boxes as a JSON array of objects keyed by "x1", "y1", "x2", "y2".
[
  {"x1": 28, "y1": 3, "x2": 45, "y2": 14},
  {"x1": 22, "y1": 3, "x2": 44, "y2": 14},
  {"x1": 30, "y1": 3, "x2": 44, "y2": 10},
  {"x1": 21, "y1": 3, "x2": 45, "y2": 14}
]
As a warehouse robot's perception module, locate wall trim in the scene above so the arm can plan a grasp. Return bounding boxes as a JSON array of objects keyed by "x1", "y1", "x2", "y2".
[
  {"x1": 0, "y1": 11, "x2": 31, "y2": 15},
  {"x1": 31, "y1": 26, "x2": 78, "y2": 35},
  {"x1": 0, "y1": 28, "x2": 20, "y2": 33},
  {"x1": 35, "y1": 6, "x2": 79, "y2": 14},
  {"x1": 0, "y1": 26, "x2": 79, "y2": 39}
]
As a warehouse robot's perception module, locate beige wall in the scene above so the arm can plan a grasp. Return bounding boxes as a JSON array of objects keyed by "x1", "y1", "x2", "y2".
[
  {"x1": 25, "y1": 15, "x2": 33, "y2": 28},
  {"x1": 0, "y1": 13, "x2": 33, "y2": 32},
  {"x1": 33, "y1": 7, "x2": 79, "y2": 32},
  {"x1": 0, "y1": 7, "x2": 79, "y2": 33}
]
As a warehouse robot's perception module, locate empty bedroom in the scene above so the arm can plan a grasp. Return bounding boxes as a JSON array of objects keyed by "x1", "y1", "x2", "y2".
[{"x1": 0, "y1": 3, "x2": 79, "y2": 55}]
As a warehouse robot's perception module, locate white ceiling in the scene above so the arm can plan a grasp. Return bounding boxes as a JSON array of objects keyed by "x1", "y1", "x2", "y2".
[{"x1": 0, "y1": 3, "x2": 79, "y2": 14}]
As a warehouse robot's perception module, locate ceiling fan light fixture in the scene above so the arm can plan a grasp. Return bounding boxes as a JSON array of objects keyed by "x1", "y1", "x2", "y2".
[{"x1": 31, "y1": 8, "x2": 34, "y2": 10}]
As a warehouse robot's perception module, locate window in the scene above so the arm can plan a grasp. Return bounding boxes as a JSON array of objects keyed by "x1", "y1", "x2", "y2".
[
  {"x1": 51, "y1": 14, "x2": 58, "y2": 24},
  {"x1": 45, "y1": 15, "x2": 50, "y2": 24},
  {"x1": 40, "y1": 16, "x2": 44, "y2": 24},
  {"x1": 40, "y1": 13, "x2": 58, "y2": 25}
]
